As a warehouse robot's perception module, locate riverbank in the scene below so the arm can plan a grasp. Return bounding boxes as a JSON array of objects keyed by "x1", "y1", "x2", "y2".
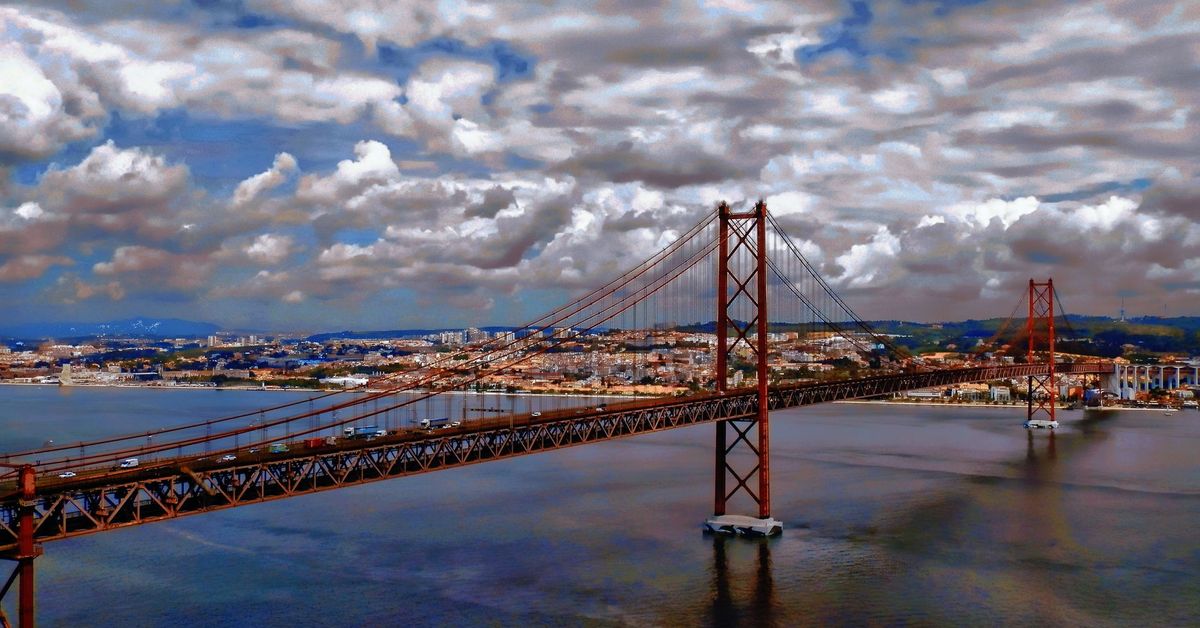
[
  {"x1": 837, "y1": 399, "x2": 1196, "y2": 413},
  {"x1": 0, "y1": 380, "x2": 651, "y2": 399},
  {"x1": 0, "y1": 381, "x2": 324, "y2": 393}
]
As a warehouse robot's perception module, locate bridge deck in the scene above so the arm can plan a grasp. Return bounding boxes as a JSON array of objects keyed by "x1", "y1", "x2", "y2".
[{"x1": 0, "y1": 362, "x2": 1108, "y2": 551}]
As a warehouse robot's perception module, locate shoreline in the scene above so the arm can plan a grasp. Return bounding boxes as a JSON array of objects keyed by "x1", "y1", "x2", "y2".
[
  {"x1": 0, "y1": 381, "x2": 649, "y2": 399},
  {"x1": 836, "y1": 399, "x2": 1194, "y2": 413},
  {"x1": 3, "y1": 381, "x2": 1191, "y2": 411}
]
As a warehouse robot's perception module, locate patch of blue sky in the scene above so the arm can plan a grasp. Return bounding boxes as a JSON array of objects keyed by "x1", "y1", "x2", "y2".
[
  {"x1": 12, "y1": 110, "x2": 492, "y2": 200},
  {"x1": 797, "y1": 0, "x2": 877, "y2": 67},
  {"x1": 1, "y1": 245, "x2": 160, "y2": 315},
  {"x1": 488, "y1": 292, "x2": 560, "y2": 327},
  {"x1": 901, "y1": 0, "x2": 989, "y2": 17},
  {"x1": 798, "y1": 0, "x2": 988, "y2": 68},
  {"x1": 504, "y1": 153, "x2": 544, "y2": 172},
  {"x1": 1042, "y1": 178, "x2": 1152, "y2": 203},
  {"x1": 108, "y1": 109, "x2": 504, "y2": 186},
  {"x1": 190, "y1": 0, "x2": 278, "y2": 29},
  {"x1": 62, "y1": 246, "x2": 113, "y2": 273},
  {"x1": 11, "y1": 138, "x2": 98, "y2": 186},
  {"x1": 518, "y1": 243, "x2": 543, "y2": 264},
  {"x1": 3, "y1": 271, "x2": 56, "y2": 303},
  {"x1": 331, "y1": 228, "x2": 380, "y2": 247},
  {"x1": 274, "y1": 225, "x2": 322, "y2": 259},
  {"x1": 1024, "y1": 250, "x2": 1065, "y2": 265},
  {"x1": 103, "y1": 110, "x2": 399, "y2": 193},
  {"x1": 10, "y1": 111, "x2": 337, "y2": 194},
  {"x1": 875, "y1": 178, "x2": 936, "y2": 204}
]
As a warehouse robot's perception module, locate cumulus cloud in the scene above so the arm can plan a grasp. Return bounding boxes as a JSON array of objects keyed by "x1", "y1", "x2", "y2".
[
  {"x1": 0, "y1": 254, "x2": 73, "y2": 282},
  {"x1": 13, "y1": 202, "x2": 44, "y2": 220},
  {"x1": 0, "y1": 39, "x2": 96, "y2": 161},
  {"x1": 233, "y1": 153, "x2": 298, "y2": 207},
  {"x1": 209, "y1": 268, "x2": 303, "y2": 302},
  {"x1": 407, "y1": 60, "x2": 494, "y2": 126},
  {"x1": 40, "y1": 141, "x2": 188, "y2": 215},
  {"x1": 0, "y1": 141, "x2": 202, "y2": 287},
  {"x1": 46, "y1": 272, "x2": 125, "y2": 304},
  {"x1": 949, "y1": 197, "x2": 1042, "y2": 230},
  {"x1": 833, "y1": 227, "x2": 902, "y2": 289},
  {"x1": 296, "y1": 140, "x2": 400, "y2": 207},
  {"x1": 0, "y1": 203, "x2": 67, "y2": 259},
  {"x1": 92, "y1": 245, "x2": 213, "y2": 293},
  {"x1": 245, "y1": 233, "x2": 294, "y2": 265}
]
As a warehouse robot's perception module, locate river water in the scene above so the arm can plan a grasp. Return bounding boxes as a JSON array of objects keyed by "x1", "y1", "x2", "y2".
[{"x1": 2, "y1": 386, "x2": 1198, "y2": 626}]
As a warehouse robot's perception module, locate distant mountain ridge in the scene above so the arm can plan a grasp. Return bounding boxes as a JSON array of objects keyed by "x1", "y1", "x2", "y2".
[
  {"x1": 0, "y1": 317, "x2": 220, "y2": 339},
  {"x1": 305, "y1": 326, "x2": 519, "y2": 342}
]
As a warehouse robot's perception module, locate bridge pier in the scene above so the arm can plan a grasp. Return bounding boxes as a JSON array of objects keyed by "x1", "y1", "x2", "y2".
[
  {"x1": 705, "y1": 200, "x2": 782, "y2": 537},
  {"x1": 1, "y1": 465, "x2": 39, "y2": 628}
]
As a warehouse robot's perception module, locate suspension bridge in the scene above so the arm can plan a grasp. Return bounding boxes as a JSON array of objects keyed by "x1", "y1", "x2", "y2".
[{"x1": 0, "y1": 201, "x2": 1110, "y2": 627}]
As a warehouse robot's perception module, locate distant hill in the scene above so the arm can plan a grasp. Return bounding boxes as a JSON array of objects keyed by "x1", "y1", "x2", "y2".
[
  {"x1": 0, "y1": 317, "x2": 220, "y2": 340},
  {"x1": 306, "y1": 326, "x2": 519, "y2": 343},
  {"x1": 4, "y1": 314, "x2": 1196, "y2": 356},
  {"x1": 679, "y1": 316, "x2": 1200, "y2": 357},
  {"x1": 865, "y1": 316, "x2": 1200, "y2": 357}
]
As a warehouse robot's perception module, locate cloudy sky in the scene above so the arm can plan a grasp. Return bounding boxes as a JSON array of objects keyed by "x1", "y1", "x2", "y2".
[{"x1": 1, "y1": 0, "x2": 1197, "y2": 331}]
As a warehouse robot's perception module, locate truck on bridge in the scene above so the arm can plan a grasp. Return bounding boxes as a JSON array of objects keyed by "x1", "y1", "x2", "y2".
[
  {"x1": 342, "y1": 426, "x2": 387, "y2": 440},
  {"x1": 418, "y1": 417, "x2": 460, "y2": 430}
]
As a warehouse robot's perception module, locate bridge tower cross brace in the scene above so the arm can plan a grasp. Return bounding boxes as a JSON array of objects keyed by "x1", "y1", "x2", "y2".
[
  {"x1": 710, "y1": 200, "x2": 779, "y2": 534},
  {"x1": 1027, "y1": 278, "x2": 1056, "y2": 424}
]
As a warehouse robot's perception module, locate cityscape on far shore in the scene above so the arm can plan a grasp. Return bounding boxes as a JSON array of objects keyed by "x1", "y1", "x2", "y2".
[{"x1": 4, "y1": 315, "x2": 1198, "y2": 411}]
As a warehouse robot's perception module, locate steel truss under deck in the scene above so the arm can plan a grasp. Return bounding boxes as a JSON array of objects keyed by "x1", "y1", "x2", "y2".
[{"x1": 0, "y1": 361, "x2": 1107, "y2": 553}]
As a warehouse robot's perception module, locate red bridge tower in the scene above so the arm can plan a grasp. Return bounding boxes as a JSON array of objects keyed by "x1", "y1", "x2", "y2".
[
  {"x1": 706, "y1": 201, "x2": 782, "y2": 536},
  {"x1": 1026, "y1": 278, "x2": 1058, "y2": 429}
]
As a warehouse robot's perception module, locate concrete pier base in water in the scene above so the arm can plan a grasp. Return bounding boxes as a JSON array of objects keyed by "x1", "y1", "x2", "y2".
[{"x1": 703, "y1": 514, "x2": 783, "y2": 536}]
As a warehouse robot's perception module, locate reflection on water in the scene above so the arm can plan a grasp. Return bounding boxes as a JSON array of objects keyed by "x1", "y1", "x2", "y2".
[
  {"x1": 709, "y1": 535, "x2": 734, "y2": 626},
  {"x1": 708, "y1": 535, "x2": 777, "y2": 627},
  {"x1": 1026, "y1": 429, "x2": 1056, "y2": 464},
  {"x1": 2, "y1": 389, "x2": 1197, "y2": 626}
]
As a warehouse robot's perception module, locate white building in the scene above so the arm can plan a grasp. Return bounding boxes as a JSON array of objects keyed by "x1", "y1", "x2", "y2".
[{"x1": 319, "y1": 376, "x2": 369, "y2": 387}]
